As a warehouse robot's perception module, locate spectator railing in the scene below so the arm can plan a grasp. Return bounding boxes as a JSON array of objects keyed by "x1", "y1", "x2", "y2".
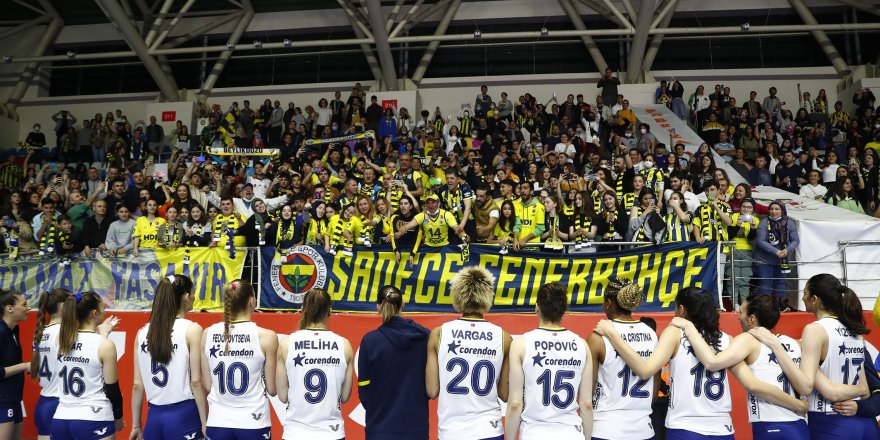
[{"x1": 839, "y1": 240, "x2": 880, "y2": 287}]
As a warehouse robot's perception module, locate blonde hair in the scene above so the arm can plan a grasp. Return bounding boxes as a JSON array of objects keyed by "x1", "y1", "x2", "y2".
[
  {"x1": 450, "y1": 267, "x2": 496, "y2": 315},
  {"x1": 223, "y1": 279, "x2": 254, "y2": 353}
]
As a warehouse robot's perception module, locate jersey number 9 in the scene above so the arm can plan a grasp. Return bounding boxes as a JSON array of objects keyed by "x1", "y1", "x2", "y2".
[{"x1": 304, "y1": 369, "x2": 328, "y2": 403}]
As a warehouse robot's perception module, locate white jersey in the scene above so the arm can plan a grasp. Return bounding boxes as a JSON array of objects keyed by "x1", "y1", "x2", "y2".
[
  {"x1": 54, "y1": 331, "x2": 113, "y2": 421},
  {"x1": 748, "y1": 334, "x2": 803, "y2": 423},
  {"x1": 437, "y1": 318, "x2": 505, "y2": 440},
  {"x1": 135, "y1": 319, "x2": 195, "y2": 406},
  {"x1": 666, "y1": 332, "x2": 733, "y2": 436},
  {"x1": 809, "y1": 316, "x2": 866, "y2": 413},
  {"x1": 36, "y1": 324, "x2": 62, "y2": 397},
  {"x1": 282, "y1": 329, "x2": 347, "y2": 440},
  {"x1": 592, "y1": 319, "x2": 657, "y2": 439},
  {"x1": 521, "y1": 328, "x2": 588, "y2": 440},
  {"x1": 204, "y1": 321, "x2": 270, "y2": 429}
]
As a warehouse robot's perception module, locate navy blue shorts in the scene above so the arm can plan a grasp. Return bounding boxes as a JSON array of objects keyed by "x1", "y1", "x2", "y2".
[
  {"x1": 34, "y1": 396, "x2": 59, "y2": 435},
  {"x1": 0, "y1": 402, "x2": 22, "y2": 424},
  {"x1": 144, "y1": 399, "x2": 202, "y2": 440},
  {"x1": 481, "y1": 436, "x2": 504, "y2": 440},
  {"x1": 752, "y1": 420, "x2": 809, "y2": 440},
  {"x1": 808, "y1": 411, "x2": 878, "y2": 440},
  {"x1": 206, "y1": 426, "x2": 271, "y2": 440},
  {"x1": 666, "y1": 429, "x2": 735, "y2": 440},
  {"x1": 50, "y1": 419, "x2": 115, "y2": 440}
]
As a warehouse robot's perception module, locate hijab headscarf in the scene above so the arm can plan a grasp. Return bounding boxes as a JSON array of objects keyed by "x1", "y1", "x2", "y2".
[{"x1": 768, "y1": 200, "x2": 789, "y2": 248}]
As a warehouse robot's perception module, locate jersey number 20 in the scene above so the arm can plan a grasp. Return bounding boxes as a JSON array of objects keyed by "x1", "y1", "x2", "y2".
[{"x1": 446, "y1": 358, "x2": 496, "y2": 396}]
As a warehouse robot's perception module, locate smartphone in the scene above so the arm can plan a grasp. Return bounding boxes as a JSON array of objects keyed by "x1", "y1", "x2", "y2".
[
  {"x1": 196, "y1": 156, "x2": 206, "y2": 163},
  {"x1": 5, "y1": 219, "x2": 15, "y2": 228}
]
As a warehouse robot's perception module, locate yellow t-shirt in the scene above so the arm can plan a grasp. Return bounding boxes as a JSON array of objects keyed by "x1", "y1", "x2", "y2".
[
  {"x1": 730, "y1": 213, "x2": 756, "y2": 251},
  {"x1": 413, "y1": 210, "x2": 458, "y2": 247},
  {"x1": 133, "y1": 216, "x2": 166, "y2": 249},
  {"x1": 327, "y1": 214, "x2": 362, "y2": 248},
  {"x1": 514, "y1": 199, "x2": 545, "y2": 243},
  {"x1": 310, "y1": 174, "x2": 341, "y2": 187},
  {"x1": 492, "y1": 220, "x2": 519, "y2": 241}
]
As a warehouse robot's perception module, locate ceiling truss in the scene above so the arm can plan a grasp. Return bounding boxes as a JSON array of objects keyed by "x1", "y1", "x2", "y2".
[{"x1": 0, "y1": 0, "x2": 877, "y2": 108}]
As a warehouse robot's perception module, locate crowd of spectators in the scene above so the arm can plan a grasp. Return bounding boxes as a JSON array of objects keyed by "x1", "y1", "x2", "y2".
[{"x1": 0, "y1": 73, "x2": 877, "y2": 306}]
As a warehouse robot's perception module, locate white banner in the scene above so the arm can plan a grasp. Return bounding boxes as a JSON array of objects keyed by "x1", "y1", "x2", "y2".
[
  {"x1": 751, "y1": 186, "x2": 880, "y2": 309},
  {"x1": 632, "y1": 104, "x2": 746, "y2": 186}
]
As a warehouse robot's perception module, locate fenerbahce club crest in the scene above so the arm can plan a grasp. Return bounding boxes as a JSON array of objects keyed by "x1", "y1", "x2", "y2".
[{"x1": 270, "y1": 246, "x2": 328, "y2": 304}]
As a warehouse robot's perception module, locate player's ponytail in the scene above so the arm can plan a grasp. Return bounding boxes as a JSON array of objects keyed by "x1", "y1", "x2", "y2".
[
  {"x1": 148, "y1": 275, "x2": 194, "y2": 364},
  {"x1": 31, "y1": 289, "x2": 71, "y2": 378},
  {"x1": 840, "y1": 286, "x2": 869, "y2": 335},
  {"x1": 299, "y1": 288, "x2": 332, "y2": 330},
  {"x1": 59, "y1": 292, "x2": 101, "y2": 355},
  {"x1": 807, "y1": 273, "x2": 869, "y2": 335},
  {"x1": 223, "y1": 279, "x2": 255, "y2": 353},
  {"x1": 377, "y1": 285, "x2": 403, "y2": 323},
  {"x1": 676, "y1": 287, "x2": 722, "y2": 350}
]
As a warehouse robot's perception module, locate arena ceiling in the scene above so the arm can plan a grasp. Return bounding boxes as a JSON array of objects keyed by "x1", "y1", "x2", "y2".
[
  {"x1": 4, "y1": 0, "x2": 457, "y2": 26},
  {"x1": 1, "y1": 0, "x2": 879, "y2": 104}
]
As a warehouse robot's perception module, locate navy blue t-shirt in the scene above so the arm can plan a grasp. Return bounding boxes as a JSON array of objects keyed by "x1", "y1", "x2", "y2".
[{"x1": 0, "y1": 319, "x2": 24, "y2": 405}]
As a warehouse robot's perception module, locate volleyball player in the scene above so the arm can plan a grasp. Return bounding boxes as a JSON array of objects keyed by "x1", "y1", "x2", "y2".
[
  {"x1": 277, "y1": 288, "x2": 353, "y2": 440},
  {"x1": 30, "y1": 289, "x2": 71, "y2": 440},
  {"x1": 426, "y1": 267, "x2": 511, "y2": 440},
  {"x1": 750, "y1": 274, "x2": 873, "y2": 439},
  {"x1": 669, "y1": 294, "x2": 808, "y2": 439},
  {"x1": 0, "y1": 290, "x2": 29, "y2": 440},
  {"x1": 50, "y1": 292, "x2": 124, "y2": 440},
  {"x1": 505, "y1": 282, "x2": 593, "y2": 440},
  {"x1": 131, "y1": 275, "x2": 207, "y2": 440},
  {"x1": 201, "y1": 279, "x2": 278, "y2": 440},
  {"x1": 595, "y1": 287, "x2": 801, "y2": 440},
  {"x1": 587, "y1": 279, "x2": 657, "y2": 440}
]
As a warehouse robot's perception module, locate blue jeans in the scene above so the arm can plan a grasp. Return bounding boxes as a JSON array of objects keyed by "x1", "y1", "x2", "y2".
[
  {"x1": 92, "y1": 146, "x2": 105, "y2": 164},
  {"x1": 754, "y1": 263, "x2": 786, "y2": 298},
  {"x1": 672, "y1": 98, "x2": 687, "y2": 120}
]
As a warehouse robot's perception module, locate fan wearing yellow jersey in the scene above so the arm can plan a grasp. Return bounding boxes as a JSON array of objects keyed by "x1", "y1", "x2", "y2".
[
  {"x1": 513, "y1": 181, "x2": 546, "y2": 250},
  {"x1": 395, "y1": 194, "x2": 465, "y2": 264}
]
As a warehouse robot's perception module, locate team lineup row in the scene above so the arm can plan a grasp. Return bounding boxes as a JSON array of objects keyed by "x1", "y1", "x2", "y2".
[{"x1": 0, "y1": 269, "x2": 873, "y2": 440}]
